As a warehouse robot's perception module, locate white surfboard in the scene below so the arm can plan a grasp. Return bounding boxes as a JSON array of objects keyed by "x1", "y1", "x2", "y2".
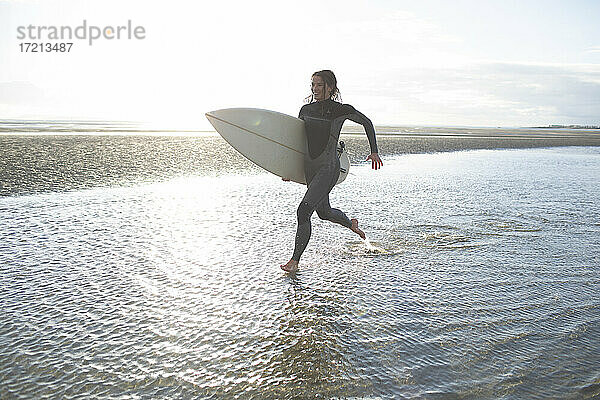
[{"x1": 205, "y1": 108, "x2": 350, "y2": 185}]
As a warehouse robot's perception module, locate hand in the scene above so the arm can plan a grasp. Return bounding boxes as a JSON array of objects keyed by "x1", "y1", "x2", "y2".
[{"x1": 366, "y1": 153, "x2": 383, "y2": 170}]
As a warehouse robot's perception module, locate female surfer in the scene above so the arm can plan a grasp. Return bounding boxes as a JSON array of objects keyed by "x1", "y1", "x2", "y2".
[{"x1": 280, "y1": 70, "x2": 383, "y2": 273}]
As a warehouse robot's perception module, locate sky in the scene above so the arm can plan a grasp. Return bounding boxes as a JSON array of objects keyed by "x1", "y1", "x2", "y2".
[{"x1": 1, "y1": 0, "x2": 599, "y2": 128}]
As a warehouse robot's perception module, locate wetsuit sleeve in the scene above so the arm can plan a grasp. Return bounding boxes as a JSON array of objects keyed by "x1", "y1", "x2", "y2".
[{"x1": 343, "y1": 105, "x2": 378, "y2": 154}]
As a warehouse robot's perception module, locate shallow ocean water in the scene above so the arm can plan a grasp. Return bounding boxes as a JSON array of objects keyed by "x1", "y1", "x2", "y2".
[{"x1": 1, "y1": 139, "x2": 599, "y2": 399}]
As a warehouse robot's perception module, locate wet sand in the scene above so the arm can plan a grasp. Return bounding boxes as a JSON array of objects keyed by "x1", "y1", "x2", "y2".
[
  {"x1": 342, "y1": 126, "x2": 600, "y2": 162},
  {"x1": 1, "y1": 129, "x2": 599, "y2": 196}
]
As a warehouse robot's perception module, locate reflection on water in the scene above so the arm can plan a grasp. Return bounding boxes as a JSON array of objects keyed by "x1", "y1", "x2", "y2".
[{"x1": 1, "y1": 142, "x2": 599, "y2": 398}]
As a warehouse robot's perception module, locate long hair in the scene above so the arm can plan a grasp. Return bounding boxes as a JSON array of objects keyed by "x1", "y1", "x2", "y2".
[{"x1": 305, "y1": 69, "x2": 342, "y2": 103}]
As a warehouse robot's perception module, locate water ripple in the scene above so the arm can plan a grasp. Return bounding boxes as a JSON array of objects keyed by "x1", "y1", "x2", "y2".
[{"x1": 1, "y1": 146, "x2": 599, "y2": 398}]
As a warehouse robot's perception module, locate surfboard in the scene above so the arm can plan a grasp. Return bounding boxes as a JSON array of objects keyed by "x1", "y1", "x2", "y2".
[{"x1": 205, "y1": 108, "x2": 350, "y2": 185}]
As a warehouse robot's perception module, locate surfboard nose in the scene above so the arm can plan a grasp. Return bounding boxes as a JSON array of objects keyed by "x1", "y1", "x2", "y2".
[
  {"x1": 205, "y1": 111, "x2": 222, "y2": 132},
  {"x1": 206, "y1": 109, "x2": 230, "y2": 125}
]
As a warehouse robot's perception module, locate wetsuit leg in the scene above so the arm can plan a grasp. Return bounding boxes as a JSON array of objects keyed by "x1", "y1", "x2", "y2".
[
  {"x1": 292, "y1": 201, "x2": 312, "y2": 262},
  {"x1": 314, "y1": 158, "x2": 352, "y2": 228},
  {"x1": 291, "y1": 166, "x2": 337, "y2": 262},
  {"x1": 315, "y1": 195, "x2": 352, "y2": 228},
  {"x1": 291, "y1": 155, "x2": 353, "y2": 261}
]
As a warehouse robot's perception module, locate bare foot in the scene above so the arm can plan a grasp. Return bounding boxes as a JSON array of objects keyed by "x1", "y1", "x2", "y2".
[
  {"x1": 351, "y1": 218, "x2": 366, "y2": 240},
  {"x1": 280, "y1": 259, "x2": 299, "y2": 272}
]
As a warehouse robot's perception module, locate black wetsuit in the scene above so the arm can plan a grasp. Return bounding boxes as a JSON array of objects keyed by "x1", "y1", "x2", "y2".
[{"x1": 291, "y1": 99, "x2": 378, "y2": 262}]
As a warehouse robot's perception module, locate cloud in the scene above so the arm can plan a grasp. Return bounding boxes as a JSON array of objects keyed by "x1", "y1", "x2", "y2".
[
  {"x1": 346, "y1": 62, "x2": 600, "y2": 126},
  {"x1": 0, "y1": 81, "x2": 46, "y2": 104},
  {"x1": 469, "y1": 62, "x2": 600, "y2": 123},
  {"x1": 585, "y1": 46, "x2": 600, "y2": 54}
]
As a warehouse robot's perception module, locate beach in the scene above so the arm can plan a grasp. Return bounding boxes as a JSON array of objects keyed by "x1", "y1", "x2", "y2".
[
  {"x1": 1, "y1": 126, "x2": 599, "y2": 398},
  {"x1": 1, "y1": 125, "x2": 599, "y2": 196},
  {"x1": 3, "y1": 0, "x2": 599, "y2": 395}
]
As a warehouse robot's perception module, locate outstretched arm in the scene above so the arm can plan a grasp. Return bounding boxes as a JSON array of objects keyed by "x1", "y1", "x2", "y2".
[{"x1": 344, "y1": 106, "x2": 383, "y2": 170}]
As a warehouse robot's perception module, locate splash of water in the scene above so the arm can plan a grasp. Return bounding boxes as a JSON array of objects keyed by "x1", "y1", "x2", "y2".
[{"x1": 362, "y1": 237, "x2": 387, "y2": 253}]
